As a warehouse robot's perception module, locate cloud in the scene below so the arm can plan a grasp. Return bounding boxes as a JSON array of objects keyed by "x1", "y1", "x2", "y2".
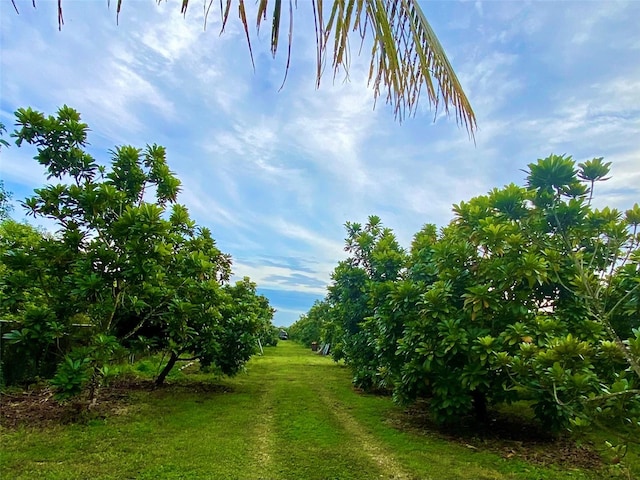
[
  {"x1": 263, "y1": 273, "x2": 328, "y2": 289},
  {"x1": 232, "y1": 262, "x2": 328, "y2": 295},
  {"x1": 242, "y1": 255, "x2": 320, "y2": 274},
  {"x1": 136, "y1": 5, "x2": 204, "y2": 64},
  {"x1": 0, "y1": 150, "x2": 49, "y2": 190},
  {"x1": 257, "y1": 288, "x2": 325, "y2": 323}
]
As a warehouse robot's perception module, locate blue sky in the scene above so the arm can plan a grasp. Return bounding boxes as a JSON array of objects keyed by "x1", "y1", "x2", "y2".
[{"x1": 1, "y1": 1, "x2": 639, "y2": 326}]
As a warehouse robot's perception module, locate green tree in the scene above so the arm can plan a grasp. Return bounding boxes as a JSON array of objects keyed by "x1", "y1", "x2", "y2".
[
  {"x1": 20, "y1": 1, "x2": 475, "y2": 133},
  {"x1": 0, "y1": 219, "x2": 60, "y2": 385},
  {"x1": 289, "y1": 299, "x2": 331, "y2": 347},
  {"x1": 326, "y1": 216, "x2": 406, "y2": 389},
  {"x1": 396, "y1": 158, "x2": 638, "y2": 427},
  {"x1": 314, "y1": 155, "x2": 639, "y2": 436},
  {"x1": 1, "y1": 106, "x2": 274, "y2": 395},
  {"x1": 0, "y1": 181, "x2": 13, "y2": 220}
]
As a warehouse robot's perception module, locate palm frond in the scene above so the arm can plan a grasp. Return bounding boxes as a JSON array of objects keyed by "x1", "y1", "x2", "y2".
[{"x1": 46, "y1": 0, "x2": 477, "y2": 134}]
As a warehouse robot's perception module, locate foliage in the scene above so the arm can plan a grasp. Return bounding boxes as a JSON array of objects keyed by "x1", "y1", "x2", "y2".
[
  {"x1": 317, "y1": 154, "x2": 639, "y2": 435},
  {"x1": 0, "y1": 106, "x2": 274, "y2": 395},
  {"x1": 0, "y1": 180, "x2": 12, "y2": 220},
  {"x1": 208, "y1": 278, "x2": 275, "y2": 376},
  {"x1": 0, "y1": 219, "x2": 64, "y2": 385},
  {"x1": 257, "y1": 324, "x2": 280, "y2": 348},
  {"x1": 20, "y1": 1, "x2": 475, "y2": 132},
  {"x1": 50, "y1": 334, "x2": 122, "y2": 401},
  {"x1": 288, "y1": 299, "x2": 331, "y2": 347},
  {"x1": 326, "y1": 216, "x2": 406, "y2": 389},
  {"x1": 0, "y1": 121, "x2": 10, "y2": 151}
]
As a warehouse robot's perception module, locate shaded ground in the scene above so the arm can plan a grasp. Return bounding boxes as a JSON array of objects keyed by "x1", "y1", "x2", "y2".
[
  {"x1": 390, "y1": 400, "x2": 603, "y2": 471},
  {"x1": 0, "y1": 378, "x2": 231, "y2": 429}
]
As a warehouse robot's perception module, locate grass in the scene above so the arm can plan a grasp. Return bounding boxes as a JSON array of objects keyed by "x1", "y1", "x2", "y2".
[{"x1": 1, "y1": 341, "x2": 637, "y2": 479}]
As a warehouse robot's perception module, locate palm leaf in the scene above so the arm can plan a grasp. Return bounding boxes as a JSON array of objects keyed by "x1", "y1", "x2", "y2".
[{"x1": 40, "y1": 0, "x2": 477, "y2": 134}]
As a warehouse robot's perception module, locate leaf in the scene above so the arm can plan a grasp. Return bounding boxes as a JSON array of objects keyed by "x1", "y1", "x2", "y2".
[
  {"x1": 277, "y1": 0, "x2": 294, "y2": 91},
  {"x1": 237, "y1": 0, "x2": 255, "y2": 70},
  {"x1": 220, "y1": 0, "x2": 232, "y2": 32},
  {"x1": 578, "y1": 157, "x2": 611, "y2": 183},
  {"x1": 625, "y1": 203, "x2": 640, "y2": 226},
  {"x1": 57, "y1": 0, "x2": 64, "y2": 30},
  {"x1": 271, "y1": 0, "x2": 282, "y2": 57}
]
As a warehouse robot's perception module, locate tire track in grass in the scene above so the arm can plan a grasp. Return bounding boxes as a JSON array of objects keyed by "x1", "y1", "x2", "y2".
[
  {"x1": 312, "y1": 383, "x2": 416, "y2": 480},
  {"x1": 251, "y1": 385, "x2": 276, "y2": 474}
]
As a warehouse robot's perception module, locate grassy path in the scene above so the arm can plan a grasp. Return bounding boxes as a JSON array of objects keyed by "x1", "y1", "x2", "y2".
[
  {"x1": 311, "y1": 383, "x2": 410, "y2": 479},
  {"x1": 0, "y1": 342, "x2": 611, "y2": 479},
  {"x1": 244, "y1": 342, "x2": 389, "y2": 479}
]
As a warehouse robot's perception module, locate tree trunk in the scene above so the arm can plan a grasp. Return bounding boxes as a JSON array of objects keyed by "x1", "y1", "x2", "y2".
[
  {"x1": 155, "y1": 351, "x2": 178, "y2": 387},
  {"x1": 472, "y1": 390, "x2": 488, "y2": 424},
  {"x1": 87, "y1": 370, "x2": 100, "y2": 410}
]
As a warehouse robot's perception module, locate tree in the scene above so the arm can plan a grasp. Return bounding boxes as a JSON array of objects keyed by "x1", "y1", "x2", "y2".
[
  {"x1": 17, "y1": 1, "x2": 476, "y2": 134},
  {"x1": 1, "y1": 106, "x2": 274, "y2": 395},
  {"x1": 404, "y1": 159, "x2": 638, "y2": 428},
  {"x1": 0, "y1": 123, "x2": 13, "y2": 220},
  {"x1": 326, "y1": 216, "x2": 406, "y2": 388},
  {"x1": 289, "y1": 299, "x2": 331, "y2": 347},
  {"x1": 314, "y1": 155, "x2": 639, "y2": 436},
  {"x1": 0, "y1": 219, "x2": 58, "y2": 385},
  {"x1": 0, "y1": 181, "x2": 12, "y2": 220}
]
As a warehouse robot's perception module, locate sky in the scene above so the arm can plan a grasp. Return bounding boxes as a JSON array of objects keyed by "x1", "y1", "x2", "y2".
[{"x1": 1, "y1": 1, "x2": 639, "y2": 327}]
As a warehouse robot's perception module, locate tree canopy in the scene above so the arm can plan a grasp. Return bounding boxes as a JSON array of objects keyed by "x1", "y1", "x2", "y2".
[
  {"x1": 0, "y1": 106, "x2": 275, "y2": 397},
  {"x1": 296, "y1": 154, "x2": 639, "y2": 439}
]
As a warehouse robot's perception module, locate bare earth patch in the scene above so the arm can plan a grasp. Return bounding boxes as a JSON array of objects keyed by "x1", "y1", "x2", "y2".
[
  {"x1": 389, "y1": 400, "x2": 603, "y2": 471},
  {"x1": 0, "y1": 378, "x2": 231, "y2": 429}
]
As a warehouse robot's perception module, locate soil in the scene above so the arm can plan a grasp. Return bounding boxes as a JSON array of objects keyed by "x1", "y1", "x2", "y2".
[
  {"x1": 390, "y1": 400, "x2": 603, "y2": 471},
  {"x1": 1, "y1": 378, "x2": 148, "y2": 429},
  {"x1": 0, "y1": 378, "x2": 231, "y2": 429}
]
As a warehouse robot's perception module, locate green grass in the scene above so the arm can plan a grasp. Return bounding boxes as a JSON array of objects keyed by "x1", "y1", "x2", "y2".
[{"x1": 1, "y1": 342, "x2": 636, "y2": 479}]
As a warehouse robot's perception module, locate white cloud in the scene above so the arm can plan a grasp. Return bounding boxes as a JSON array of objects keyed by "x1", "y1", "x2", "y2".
[
  {"x1": 284, "y1": 81, "x2": 377, "y2": 194},
  {"x1": 271, "y1": 217, "x2": 345, "y2": 260},
  {"x1": 137, "y1": 7, "x2": 204, "y2": 63},
  {"x1": 0, "y1": 151, "x2": 49, "y2": 188},
  {"x1": 232, "y1": 262, "x2": 327, "y2": 295},
  {"x1": 79, "y1": 62, "x2": 175, "y2": 132}
]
